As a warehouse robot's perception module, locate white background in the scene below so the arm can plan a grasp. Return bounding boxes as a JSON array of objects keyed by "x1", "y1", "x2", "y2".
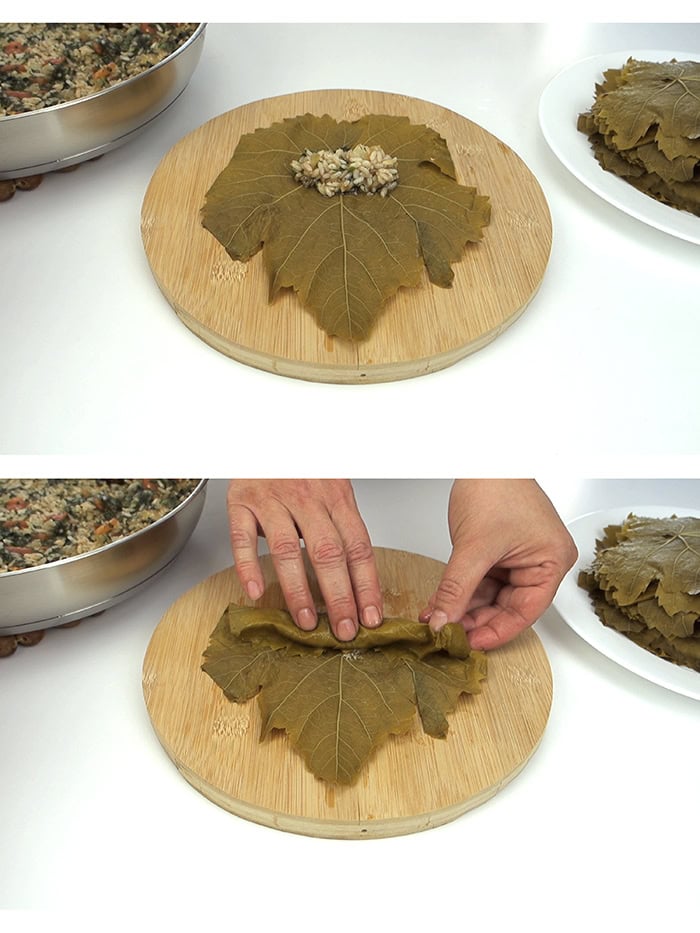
[
  {"x1": 1, "y1": 478, "x2": 699, "y2": 930},
  {"x1": 2, "y1": 22, "x2": 700, "y2": 472},
  {"x1": 3, "y1": 17, "x2": 700, "y2": 932}
]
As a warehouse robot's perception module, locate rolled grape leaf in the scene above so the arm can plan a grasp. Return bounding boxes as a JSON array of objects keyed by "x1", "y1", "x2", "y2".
[
  {"x1": 224, "y1": 604, "x2": 463, "y2": 656},
  {"x1": 202, "y1": 607, "x2": 487, "y2": 784},
  {"x1": 201, "y1": 113, "x2": 490, "y2": 341}
]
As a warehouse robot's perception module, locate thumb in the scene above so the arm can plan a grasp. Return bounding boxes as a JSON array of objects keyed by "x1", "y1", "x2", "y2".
[{"x1": 420, "y1": 545, "x2": 492, "y2": 631}]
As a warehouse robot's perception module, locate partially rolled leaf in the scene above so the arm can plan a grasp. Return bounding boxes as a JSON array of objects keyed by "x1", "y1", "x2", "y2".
[{"x1": 202, "y1": 607, "x2": 487, "y2": 784}]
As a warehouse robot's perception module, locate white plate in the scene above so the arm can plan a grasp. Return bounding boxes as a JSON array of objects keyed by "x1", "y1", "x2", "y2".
[
  {"x1": 553, "y1": 505, "x2": 700, "y2": 700},
  {"x1": 539, "y1": 49, "x2": 700, "y2": 245}
]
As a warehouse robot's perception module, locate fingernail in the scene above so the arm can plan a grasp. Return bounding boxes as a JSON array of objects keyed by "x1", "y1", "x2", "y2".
[
  {"x1": 418, "y1": 608, "x2": 432, "y2": 623},
  {"x1": 469, "y1": 628, "x2": 497, "y2": 649},
  {"x1": 362, "y1": 605, "x2": 382, "y2": 628},
  {"x1": 429, "y1": 609, "x2": 448, "y2": 631},
  {"x1": 297, "y1": 608, "x2": 317, "y2": 631},
  {"x1": 336, "y1": 618, "x2": 357, "y2": 641},
  {"x1": 246, "y1": 580, "x2": 263, "y2": 600}
]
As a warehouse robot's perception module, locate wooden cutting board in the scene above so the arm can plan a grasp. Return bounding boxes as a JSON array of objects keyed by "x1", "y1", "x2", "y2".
[
  {"x1": 141, "y1": 89, "x2": 551, "y2": 384},
  {"x1": 143, "y1": 547, "x2": 553, "y2": 839}
]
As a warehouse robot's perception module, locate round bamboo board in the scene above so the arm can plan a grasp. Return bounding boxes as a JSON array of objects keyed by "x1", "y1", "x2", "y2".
[
  {"x1": 143, "y1": 547, "x2": 553, "y2": 839},
  {"x1": 141, "y1": 89, "x2": 552, "y2": 383}
]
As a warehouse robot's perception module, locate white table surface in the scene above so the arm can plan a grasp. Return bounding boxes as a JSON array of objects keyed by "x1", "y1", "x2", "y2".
[
  {"x1": 2, "y1": 22, "x2": 700, "y2": 473},
  {"x1": 1, "y1": 478, "x2": 699, "y2": 930}
]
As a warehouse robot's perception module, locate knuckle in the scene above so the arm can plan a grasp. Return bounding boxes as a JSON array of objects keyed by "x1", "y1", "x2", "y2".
[
  {"x1": 233, "y1": 557, "x2": 257, "y2": 576},
  {"x1": 435, "y1": 575, "x2": 467, "y2": 604},
  {"x1": 268, "y1": 535, "x2": 302, "y2": 561},
  {"x1": 227, "y1": 480, "x2": 257, "y2": 505},
  {"x1": 564, "y1": 538, "x2": 579, "y2": 568},
  {"x1": 550, "y1": 536, "x2": 579, "y2": 574},
  {"x1": 229, "y1": 526, "x2": 254, "y2": 549},
  {"x1": 344, "y1": 539, "x2": 374, "y2": 565},
  {"x1": 310, "y1": 537, "x2": 345, "y2": 567}
]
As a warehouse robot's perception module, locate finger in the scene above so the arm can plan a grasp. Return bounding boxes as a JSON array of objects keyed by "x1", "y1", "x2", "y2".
[
  {"x1": 295, "y1": 507, "x2": 360, "y2": 642},
  {"x1": 420, "y1": 548, "x2": 493, "y2": 633},
  {"x1": 227, "y1": 504, "x2": 265, "y2": 601},
  {"x1": 333, "y1": 500, "x2": 383, "y2": 629},
  {"x1": 262, "y1": 506, "x2": 319, "y2": 632},
  {"x1": 422, "y1": 577, "x2": 502, "y2": 620},
  {"x1": 466, "y1": 577, "x2": 557, "y2": 650},
  {"x1": 462, "y1": 577, "x2": 502, "y2": 615}
]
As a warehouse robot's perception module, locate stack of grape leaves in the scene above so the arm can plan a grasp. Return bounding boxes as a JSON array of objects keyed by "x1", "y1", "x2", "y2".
[
  {"x1": 577, "y1": 58, "x2": 700, "y2": 216},
  {"x1": 578, "y1": 514, "x2": 700, "y2": 672},
  {"x1": 201, "y1": 606, "x2": 487, "y2": 785}
]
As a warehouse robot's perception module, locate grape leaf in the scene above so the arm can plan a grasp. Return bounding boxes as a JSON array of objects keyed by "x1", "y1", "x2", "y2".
[
  {"x1": 654, "y1": 127, "x2": 700, "y2": 162},
  {"x1": 578, "y1": 514, "x2": 700, "y2": 673},
  {"x1": 593, "y1": 59, "x2": 700, "y2": 150},
  {"x1": 396, "y1": 647, "x2": 486, "y2": 738},
  {"x1": 201, "y1": 113, "x2": 490, "y2": 341},
  {"x1": 578, "y1": 58, "x2": 700, "y2": 216},
  {"x1": 202, "y1": 607, "x2": 487, "y2": 784},
  {"x1": 223, "y1": 604, "x2": 454, "y2": 656},
  {"x1": 258, "y1": 649, "x2": 417, "y2": 785},
  {"x1": 592, "y1": 515, "x2": 700, "y2": 609}
]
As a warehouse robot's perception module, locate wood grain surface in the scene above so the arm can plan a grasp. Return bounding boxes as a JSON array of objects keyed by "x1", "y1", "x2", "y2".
[
  {"x1": 143, "y1": 548, "x2": 553, "y2": 839},
  {"x1": 141, "y1": 89, "x2": 552, "y2": 383}
]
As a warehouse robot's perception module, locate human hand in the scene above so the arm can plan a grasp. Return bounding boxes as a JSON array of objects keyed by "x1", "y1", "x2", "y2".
[
  {"x1": 226, "y1": 479, "x2": 383, "y2": 642},
  {"x1": 420, "y1": 479, "x2": 577, "y2": 650}
]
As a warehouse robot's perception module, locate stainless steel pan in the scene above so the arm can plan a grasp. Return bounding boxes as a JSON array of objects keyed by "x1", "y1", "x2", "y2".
[
  {"x1": 0, "y1": 23, "x2": 206, "y2": 179},
  {"x1": 0, "y1": 479, "x2": 207, "y2": 635}
]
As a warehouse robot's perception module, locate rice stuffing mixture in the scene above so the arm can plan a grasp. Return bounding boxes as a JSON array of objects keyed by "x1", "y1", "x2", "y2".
[
  {"x1": 0, "y1": 23, "x2": 198, "y2": 116},
  {"x1": 291, "y1": 144, "x2": 399, "y2": 197},
  {"x1": 0, "y1": 479, "x2": 199, "y2": 572}
]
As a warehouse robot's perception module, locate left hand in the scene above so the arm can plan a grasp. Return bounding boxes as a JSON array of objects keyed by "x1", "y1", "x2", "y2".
[
  {"x1": 226, "y1": 479, "x2": 383, "y2": 641},
  {"x1": 420, "y1": 479, "x2": 577, "y2": 650}
]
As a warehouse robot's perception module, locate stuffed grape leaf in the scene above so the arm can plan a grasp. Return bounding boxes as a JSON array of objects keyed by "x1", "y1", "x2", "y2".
[
  {"x1": 201, "y1": 606, "x2": 487, "y2": 784},
  {"x1": 201, "y1": 113, "x2": 491, "y2": 341},
  {"x1": 578, "y1": 514, "x2": 700, "y2": 673}
]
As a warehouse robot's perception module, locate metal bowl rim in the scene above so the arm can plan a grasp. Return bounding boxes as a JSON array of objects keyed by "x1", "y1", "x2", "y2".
[
  {"x1": 0, "y1": 22, "x2": 206, "y2": 125},
  {"x1": 0, "y1": 478, "x2": 207, "y2": 580}
]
